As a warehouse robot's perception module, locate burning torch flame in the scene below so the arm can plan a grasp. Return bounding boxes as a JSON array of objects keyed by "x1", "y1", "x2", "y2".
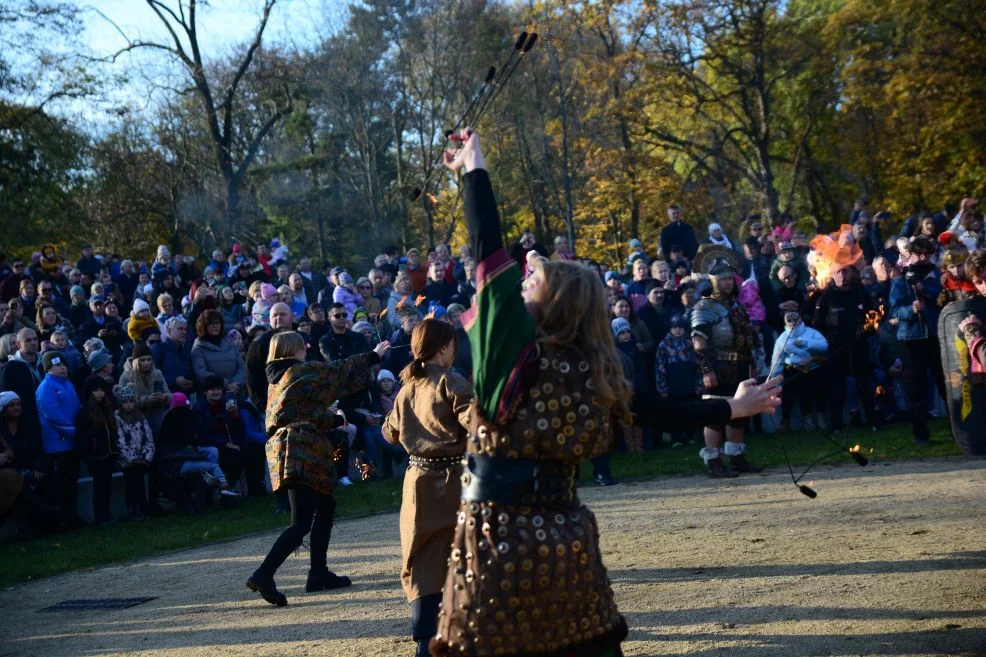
[
  {"x1": 863, "y1": 304, "x2": 885, "y2": 332},
  {"x1": 849, "y1": 444, "x2": 869, "y2": 467},
  {"x1": 415, "y1": 295, "x2": 427, "y2": 306}
]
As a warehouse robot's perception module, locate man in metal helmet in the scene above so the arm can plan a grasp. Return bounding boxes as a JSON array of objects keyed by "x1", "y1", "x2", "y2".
[{"x1": 691, "y1": 261, "x2": 763, "y2": 477}]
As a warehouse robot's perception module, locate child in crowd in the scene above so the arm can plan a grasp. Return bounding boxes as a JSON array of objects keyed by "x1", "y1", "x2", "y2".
[
  {"x1": 36, "y1": 351, "x2": 82, "y2": 528},
  {"x1": 127, "y1": 299, "x2": 158, "y2": 343},
  {"x1": 359, "y1": 369, "x2": 405, "y2": 479},
  {"x1": 49, "y1": 330, "x2": 83, "y2": 375},
  {"x1": 770, "y1": 311, "x2": 829, "y2": 431},
  {"x1": 937, "y1": 247, "x2": 976, "y2": 308},
  {"x1": 76, "y1": 376, "x2": 119, "y2": 525},
  {"x1": 655, "y1": 315, "x2": 701, "y2": 444},
  {"x1": 114, "y1": 385, "x2": 155, "y2": 520},
  {"x1": 612, "y1": 317, "x2": 648, "y2": 453}
]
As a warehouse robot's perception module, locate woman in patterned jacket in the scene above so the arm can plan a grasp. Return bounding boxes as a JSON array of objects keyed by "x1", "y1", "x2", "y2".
[
  {"x1": 246, "y1": 331, "x2": 390, "y2": 607},
  {"x1": 432, "y1": 129, "x2": 782, "y2": 657}
]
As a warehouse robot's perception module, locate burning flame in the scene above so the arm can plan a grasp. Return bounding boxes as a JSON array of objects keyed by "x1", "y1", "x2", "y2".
[
  {"x1": 395, "y1": 298, "x2": 407, "y2": 309},
  {"x1": 809, "y1": 225, "x2": 864, "y2": 289},
  {"x1": 426, "y1": 193, "x2": 439, "y2": 204},
  {"x1": 875, "y1": 385, "x2": 886, "y2": 396},
  {"x1": 415, "y1": 295, "x2": 427, "y2": 306},
  {"x1": 863, "y1": 304, "x2": 885, "y2": 332},
  {"x1": 378, "y1": 306, "x2": 388, "y2": 317},
  {"x1": 849, "y1": 444, "x2": 861, "y2": 453}
]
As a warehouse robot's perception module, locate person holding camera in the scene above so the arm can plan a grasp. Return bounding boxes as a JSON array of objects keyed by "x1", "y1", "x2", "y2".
[
  {"x1": 192, "y1": 374, "x2": 263, "y2": 495},
  {"x1": 890, "y1": 236, "x2": 947, "y2": 444}
]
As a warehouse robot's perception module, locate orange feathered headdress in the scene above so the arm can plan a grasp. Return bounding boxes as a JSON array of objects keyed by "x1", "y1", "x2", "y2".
[{"x1": 808, "y1": 224, "x2": 863, "y2": 289}]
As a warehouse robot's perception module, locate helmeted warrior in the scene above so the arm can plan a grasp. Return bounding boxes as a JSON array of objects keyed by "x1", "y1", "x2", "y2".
[{"x1": 691, "y1": 262, "x2": 764, "y2": 477}]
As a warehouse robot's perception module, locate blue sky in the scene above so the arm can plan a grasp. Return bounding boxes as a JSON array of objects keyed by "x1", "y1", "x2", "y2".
[
  {"x1": 82, "y1": 0, "x2": 332, "y2": 58},
  {"x1": 71, "y1": 0, "x2": 340, "y2": 120}
]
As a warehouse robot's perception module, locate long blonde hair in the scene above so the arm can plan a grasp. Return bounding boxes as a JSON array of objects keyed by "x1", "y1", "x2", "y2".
[
  {"x1": 532, "y1": 259, "x2": 633, "y2": 424},
  {"x1": 268, "y1": 331, "x2": 306, "y2": 362}
]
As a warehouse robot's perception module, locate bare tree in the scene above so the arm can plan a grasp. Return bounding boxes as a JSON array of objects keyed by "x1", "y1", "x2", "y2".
[{"x1": 107, "y1": 0, "x2": 294, "y2": 240}]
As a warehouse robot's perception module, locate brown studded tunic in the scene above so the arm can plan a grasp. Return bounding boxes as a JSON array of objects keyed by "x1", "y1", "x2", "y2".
[
  {"x1": 383, "y1": 364, "x2": 474, "y2": 602},
  {"x1": 430, "y1": 166, "x2": 627, "y2": 657}
]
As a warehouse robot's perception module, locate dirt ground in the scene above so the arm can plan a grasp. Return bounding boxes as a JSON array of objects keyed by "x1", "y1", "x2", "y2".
[{"x1": 2, "y1": 458, "x2": 985, "y2": 657}]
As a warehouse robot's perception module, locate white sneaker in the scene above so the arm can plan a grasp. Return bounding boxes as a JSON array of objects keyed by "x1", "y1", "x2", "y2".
[
  {"x1": 220, "y1": 489, "x2": 240, "y2": 497},
  {"x1": 201, "y1": 472, "x2": 221, "y2": 488},
  {"x1": 337, "y1": 476, "x2": 353, "y2": 487}
]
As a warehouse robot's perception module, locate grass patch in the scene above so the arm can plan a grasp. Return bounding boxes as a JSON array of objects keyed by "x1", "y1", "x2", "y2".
[{"x1": 0, "y1": 421, "x2": 960, "y2": 587}]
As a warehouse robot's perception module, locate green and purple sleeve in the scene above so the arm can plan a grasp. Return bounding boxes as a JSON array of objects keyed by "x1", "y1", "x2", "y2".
[{"x1": 460, "y1": 169, "x2": 536, "y2": 422}]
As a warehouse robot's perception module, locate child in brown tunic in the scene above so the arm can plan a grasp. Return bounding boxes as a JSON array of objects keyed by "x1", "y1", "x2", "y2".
[{"x1": 383, "y1": 318, "x2": 473, "y2": 657}]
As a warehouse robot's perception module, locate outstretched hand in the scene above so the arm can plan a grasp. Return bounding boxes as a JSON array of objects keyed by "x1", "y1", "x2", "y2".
[
  {"x1": 373, "y1": 340, "x2": 392, "y2": 358},
  {"x1": 728, "y1": 376, "x2": 783, "y2": 419},
  {"x1": 443, "y1": 128, "x2": 485, "y2": 174}
]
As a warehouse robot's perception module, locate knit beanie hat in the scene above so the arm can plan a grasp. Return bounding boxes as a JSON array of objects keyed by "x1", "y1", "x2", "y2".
[
  {"x1": 86, "y1": 349, "x2": 112, "y2": 372},
  {"x1": 156, "y1": 245, "x2": 170, "y2": 259},
  {"x1": 339, "y1": 272, "x2": 354, "y2": 286},
  {"x1": 42, "y1": 351, "x2": 66, "y2": 372},
  {"x1": 70, "y1": 285, "x2": 85, "y2": 299},
  {"x1": 131, "y1": 341, "x2": 153, "y2": 361},
  {"x1": 170, "y1": 392, "x2": 190, "y2": 409},
  {"x1": 352, "y1": 320, "x2": 374, "y2": 334},
  {"x1": 377, "y1": 369, "x2": 396, "y2": 383},
  {"x1": 261, "y1": 283, "x2": 278, "y2": 301},
  {"x1": 670, "y1": 314, "x2": 689, "y2": 330},
  {"x1": 611, "y1": 318, "x2": 632, "y2": 338},
  {"x1": 132, "y1": 298, "x2": 151, "y2": 316},
  {"x1": 115, "y1": 385, "x2": 137, "y2": 404}
]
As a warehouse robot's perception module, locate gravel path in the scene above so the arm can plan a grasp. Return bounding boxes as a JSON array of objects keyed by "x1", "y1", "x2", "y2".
[{"x1": 2, "y1": 458, "x2": 985, "y2": 657}]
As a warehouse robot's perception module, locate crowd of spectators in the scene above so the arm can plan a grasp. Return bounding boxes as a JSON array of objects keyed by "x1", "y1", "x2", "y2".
[{"x1": 1, "y1": 194, "x2": 983, "y2": 538}]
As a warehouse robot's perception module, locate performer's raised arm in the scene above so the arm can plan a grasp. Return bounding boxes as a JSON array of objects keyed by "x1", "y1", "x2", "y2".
[{"x1": 444, "y1": 129, "x2": 535, "y2": 420}]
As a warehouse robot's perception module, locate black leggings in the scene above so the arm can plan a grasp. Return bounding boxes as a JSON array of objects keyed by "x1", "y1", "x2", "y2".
[
  {"x1": 901, "y1": 338, "x2": 947, "y2": 440},
  {"x1": 88, "y1": 457, "x2": 115, "y2": 524},
  {"x1": 123, "y1": 464, "x2": 150, "y2": 511},
  {"x1": 257, "y1": 486, "x2": 337, "y2": 576}
]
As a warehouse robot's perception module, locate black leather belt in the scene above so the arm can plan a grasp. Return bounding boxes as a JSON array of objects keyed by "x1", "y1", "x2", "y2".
[
  {"x1": 460, "y1": 454, "x2": 578, "y2": 507},
  {"x1": 408, "y1": 454, "x2": 463, "y2": 471}
]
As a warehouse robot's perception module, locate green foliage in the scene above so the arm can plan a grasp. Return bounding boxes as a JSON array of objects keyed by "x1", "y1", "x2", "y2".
[{"x1": 1, "y1": 0, "x2": 984, "y2": 267}]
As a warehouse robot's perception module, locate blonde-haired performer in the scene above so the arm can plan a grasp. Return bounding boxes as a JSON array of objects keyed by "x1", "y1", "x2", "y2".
[
  {"x1": 431, "y1": 129, "x2": 782, "y2": 657},
  {"x1": 383, "y1": 318, "x2": 474, "y2": 657},
  {"x1": 246, "y1": 331, "x2": 390, "y2": 607}
]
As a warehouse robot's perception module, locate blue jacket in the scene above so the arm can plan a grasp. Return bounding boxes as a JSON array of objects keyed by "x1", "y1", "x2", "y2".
[
  {"x1": 890, "y1": 271, "x2": 942, "y2": 341},
  {"x1": 239, "y1": 400, "x2": 268, "y2": 446},
  {"x1": 36, "y1": 374, "x2": 82, "y2": 454}
]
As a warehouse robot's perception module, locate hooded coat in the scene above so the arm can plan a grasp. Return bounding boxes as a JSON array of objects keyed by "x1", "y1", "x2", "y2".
[
  {"x1": 36, "y1": 373, "x2": 81, "y2": 454},
  {"x1": 264, "y1": 351, "x2": 379, "y2": 495}
]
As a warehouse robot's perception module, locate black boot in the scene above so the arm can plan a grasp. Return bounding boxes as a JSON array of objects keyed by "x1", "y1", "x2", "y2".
[
  {"x1": 706, "y1": 457, "x2": 738, "y2": 478},
  {"x1": 305, "y1": 568, "x2": 352, "y2": 592},
  {"x1": 412, "y1": 594, "x2": 442, "y2": 657},
  {"x1": 246, "y1": 570, "x2": 288, "y2": 606},
  {"x1": 729, "y1": 454, "x2": 764, "y2": 473}
]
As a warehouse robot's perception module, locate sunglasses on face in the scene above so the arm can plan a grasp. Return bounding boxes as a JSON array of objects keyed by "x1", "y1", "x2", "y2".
[
  {"x1": 12, "y1": 264, "x2": 24, "y2": 269},
  {"x1": 331, "y1": 314, "x2": 347, "y2": 319}
]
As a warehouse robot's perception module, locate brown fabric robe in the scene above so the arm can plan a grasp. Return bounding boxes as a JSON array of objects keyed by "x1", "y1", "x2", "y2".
[
  {"x1": 383, "y1": 363, "x2": 473, "y2": 601},
  {"x1": 432, "y1": 345, "x2": 627, "y2": 657}
]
